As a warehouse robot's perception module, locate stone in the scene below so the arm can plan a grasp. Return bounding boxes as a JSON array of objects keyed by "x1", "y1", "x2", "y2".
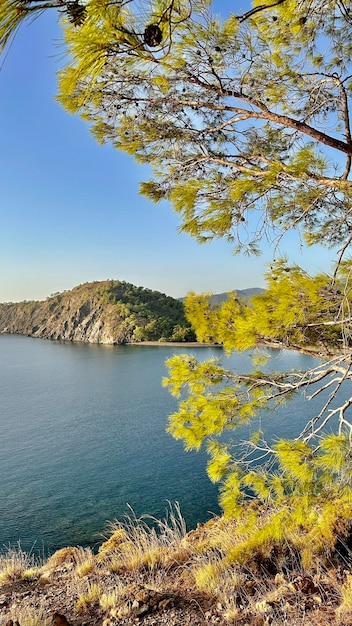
[{"x1": 52, "y1": 613, "x2": 69, "y2": 626}]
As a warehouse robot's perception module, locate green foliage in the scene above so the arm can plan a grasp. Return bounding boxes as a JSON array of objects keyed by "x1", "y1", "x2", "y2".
[
  {"x1": 0, "y1": 0, "x2": 90, "y2": 53},
  {"x1": 164, "y1": 258, "x2": 352, "y2": 556},
  {"x1": 101, "y1": 280, "x2": 195, "y2": 341},
  {"x1": 50, "y1": 0, "x2": 352, "y2": 253},
  {"x1": 195, "y1": 435, "x2": 352, "y2": 570},
  {"x1": 185, "y1": 259, "x2": 352, "y2": 353},
  {"x1": 2, "y1": 2, "x2": 352, "y2": 251},
  {"x1": 222, "y1": 489, "x2": 352, "y2": 571}
]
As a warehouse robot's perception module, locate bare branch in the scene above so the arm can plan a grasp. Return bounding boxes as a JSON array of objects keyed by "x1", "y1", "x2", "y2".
[{"x1": 235, "y1": 0, "x2": 287, "y2": 23}]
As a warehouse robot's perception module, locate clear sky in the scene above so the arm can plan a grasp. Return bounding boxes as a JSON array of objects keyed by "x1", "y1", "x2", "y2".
[{"x1": 0, "y1": 9, "x2": 338, "y2": 303}]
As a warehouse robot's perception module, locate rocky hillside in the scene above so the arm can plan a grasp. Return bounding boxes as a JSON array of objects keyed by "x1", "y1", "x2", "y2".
[{"x1": 0, "y1": 280, "x2": 196, "y2": 344}]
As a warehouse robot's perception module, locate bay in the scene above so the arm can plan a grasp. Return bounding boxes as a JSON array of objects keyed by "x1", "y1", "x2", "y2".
[{"x1": 0, "y1": 334, "x2": 320, "y2": 554}]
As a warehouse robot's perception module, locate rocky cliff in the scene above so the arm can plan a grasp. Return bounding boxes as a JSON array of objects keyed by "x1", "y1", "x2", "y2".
[{"x1": 0, "y1": 280, "x2": 196, "y2": 344}]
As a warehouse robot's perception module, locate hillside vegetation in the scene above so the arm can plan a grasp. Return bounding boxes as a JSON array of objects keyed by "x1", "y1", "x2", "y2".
[
  {"x1": 0, "y1": 280, "x2": 196, "y2": 344},
  {"x1": 1, "y1": 502, "x2": 352, "y2": 626}
]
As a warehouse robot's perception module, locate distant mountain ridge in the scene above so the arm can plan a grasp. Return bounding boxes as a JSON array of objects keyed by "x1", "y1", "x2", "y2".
[
  {"x1": 204, "y1": 288, "x2": 264, "y2": 306},
  {"x1": 179, "y1": 287, "x2": 264, "y2": 306}
]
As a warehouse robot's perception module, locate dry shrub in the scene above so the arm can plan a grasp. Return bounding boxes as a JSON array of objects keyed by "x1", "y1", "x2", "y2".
[{"x1": 43, "y1": 546, "x2": 80, "y2": 570}]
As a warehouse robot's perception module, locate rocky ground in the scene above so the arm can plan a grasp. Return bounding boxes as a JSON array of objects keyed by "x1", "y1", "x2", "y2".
[
  {"x1": 0, "y1": 558, "x2": 343, "y2": 626},
  {"x1": 0, "y1": 564, "x2": 218, "y2": 626},
  {"x1": 0, "y1": 515, "x2": 351, "y2": 626}
]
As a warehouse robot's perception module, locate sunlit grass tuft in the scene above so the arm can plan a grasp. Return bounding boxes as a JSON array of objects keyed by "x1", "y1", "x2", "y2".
[
  {"x1": 3, "y1": 605, "x2": 50, "y2": 626},
  {"x1": 74, "y1": 547, "x2": 95, "y2": 577},
  {"x1": 76, "y1": 582, "x2": 102, "y2": 611},
  {"x1": 99, "y1": 502, "x2": 191, "y2": 572},
  {"x1": 22, "y1": 567, "x2": 40, "y2": 580},
  {"x1": 336, "y1": 572, "x2": 352, "y2": 622},
  {"x1": 0, "y1": 545, "x2": 36, "y2": 584},
  {"x1": 99, "y1": 585, "x2": 124, "y2": 610}
]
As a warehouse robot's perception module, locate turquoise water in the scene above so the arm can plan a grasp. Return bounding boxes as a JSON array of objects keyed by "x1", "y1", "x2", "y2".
[{"x1": 0, "y1": 334, "x2": 320, "y2": 554}]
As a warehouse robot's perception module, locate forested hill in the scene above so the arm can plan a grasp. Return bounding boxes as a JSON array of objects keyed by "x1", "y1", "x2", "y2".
[{"x1": 0, "y1": 280, "x2": 196, "y2": 344}]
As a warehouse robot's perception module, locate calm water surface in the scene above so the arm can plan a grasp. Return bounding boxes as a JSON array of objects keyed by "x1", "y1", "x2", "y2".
[{"x1": 0, "y1": 334, "x2": 321, "y2": 554}]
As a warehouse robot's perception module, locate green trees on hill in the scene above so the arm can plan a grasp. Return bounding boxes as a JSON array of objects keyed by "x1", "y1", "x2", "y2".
[
  {"x1": 1, "y1": 0, "x2": 352, "y2": 565},
  {"x1": 101, "y1": 280, "x2": 195, "y2": 341}
]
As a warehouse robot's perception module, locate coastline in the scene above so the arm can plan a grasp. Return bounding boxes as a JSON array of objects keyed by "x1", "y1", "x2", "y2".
[
  {"x1": 1, "y1": 331, "x2": 336, "y2": 357},
  {"x1": 130, "y1": 341, "x2": 221, "y2": 348}
]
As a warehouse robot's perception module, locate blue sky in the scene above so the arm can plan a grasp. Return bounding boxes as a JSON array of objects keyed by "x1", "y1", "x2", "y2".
[{"x1": 0, "y1": 9, "x2": 338, "y2": 302}]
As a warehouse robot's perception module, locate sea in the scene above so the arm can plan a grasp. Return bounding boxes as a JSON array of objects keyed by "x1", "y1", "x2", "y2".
[{"x1": 0, "y1": 334, "x2": 326, "y2": 555}]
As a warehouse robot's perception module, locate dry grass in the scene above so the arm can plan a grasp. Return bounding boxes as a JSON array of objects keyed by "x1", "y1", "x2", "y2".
[
  {"x1": 75, "y1": 581, "x2": 102, "y2": 611},
  {"x1": 192, "y1": 543, "x2": 351, "y2": 625},
  {"x1": 1, "y1": 504, "x2": 352, "y2": 625},
  {"x1": 336, "y1": 571, "x2": 352, "y2": 621},
  {"x1": 74, "y1": 546, "x2": 96, "y2": 577},
  {"x1": 42, "y1": 546, "x2": 80, "y2": 570},
  {"x1": 0, "y1": 544, "x2": 36, "y2": 584},
  {"x1": 99, "y1": 586, "x2": 125, "y2": 610},
  {"x1": 0, "y1": 605, "x2": 50, "y2": 626},
  {"x1": 95, "y1": 503, "x2": 352, "y2": 624},
  {"x1": 98, "y1": 502, "x2": 191, "y2": 572}
]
